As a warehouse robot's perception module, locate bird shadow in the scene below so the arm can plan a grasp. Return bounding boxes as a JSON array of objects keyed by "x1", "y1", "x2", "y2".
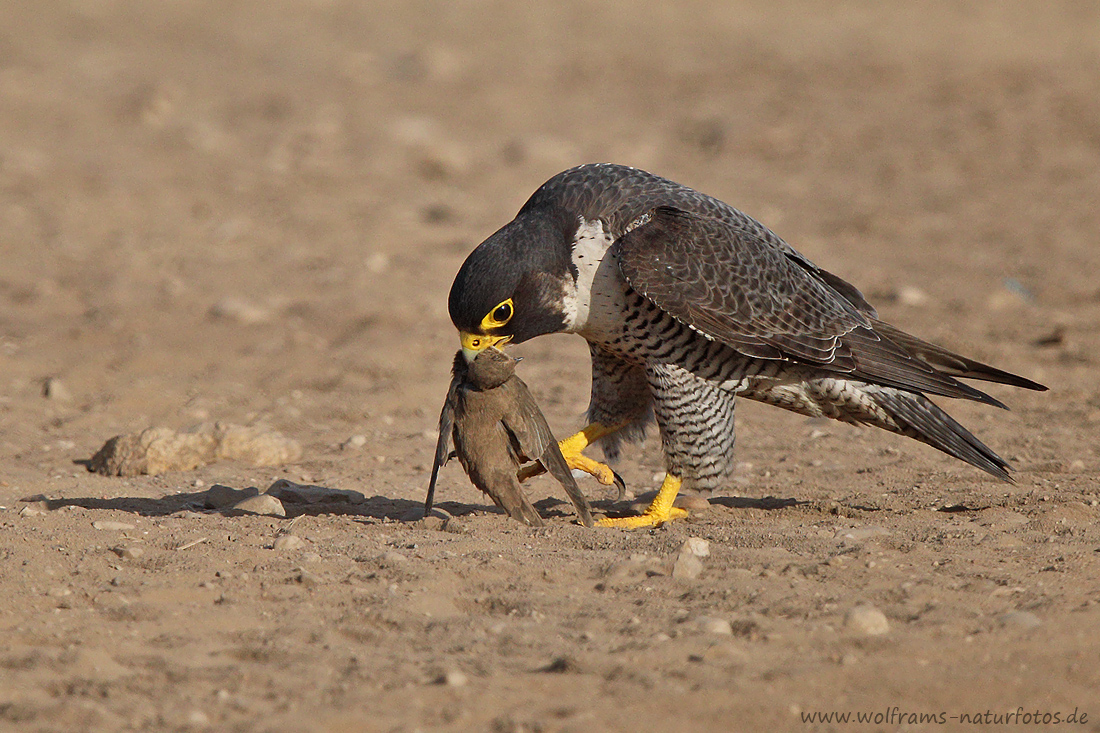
[
  {"x1": 706, "y1": 495, "x2": 807, "y2": 510},
  {"x1": 32, "y1": 482, "x2": 588, "y2": 525}
]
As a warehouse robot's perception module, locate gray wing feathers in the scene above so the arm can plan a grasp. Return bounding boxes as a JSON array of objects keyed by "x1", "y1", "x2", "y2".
[{"x1": 616, "y1": 206, "x2": 1029, "y2": 406}]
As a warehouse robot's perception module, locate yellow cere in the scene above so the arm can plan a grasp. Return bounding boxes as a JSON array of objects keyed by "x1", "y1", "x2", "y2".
[{"x1": 459, "y1": 331, "x2": 511, "y2": 353}]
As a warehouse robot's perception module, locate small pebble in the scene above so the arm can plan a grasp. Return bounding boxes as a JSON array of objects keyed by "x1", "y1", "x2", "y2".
[
  {"x1": 382, "y1": 551, "x2": 409, "y2": 566},
  {"x1": 440, "y1": 670, "x2": 467, "y2": 687},
  {"x1": 693, "y1": 616, "x2": 733, "y2": 635},
  {"x1": 845, "y1": 604, "x2": 890, "y2": 636},
  {"x1": 672, "y1": 553, "x2": 704, "y2": 580},
  {"x1": 208, "y1": 296, "x2": 270, "y2": 325},
  {"x1": 836, "y1": 526, "x2": 890, "y2": 544},
  {"x1": 443, "y1": 517, "x2": 471, "y2": 535},
  {"x1": 296, "y1": 569, "x2": 322, "y2": 586},
  {"x1": 680, "y1": 538, "x2": 710, "y2": 557},
  {"x1": 674, "y1": 495, "x2": 711, "y2": 512},
  {"x1": 187, "y1": 710, "x2": 210, "y2": 726},
  {"x1": 896, "y1": 285, "x2": 928, "y2": 307},
  {"x1": 415, "y1": 515, "x2": 446, "y2": 531},
  {"x1": 93, "y1": 520, "x2": 135, "y2": 531},
  {"x1": 42, "y1": 377, "x2": 73, "y2": 402},
  {"x1": 110, "y1": 546, "x2": 145, "y2": 560},
  {"x1": 1001, "y1": 610, "x2": 1042, "y2": 629},
  {"x1": 19, "y1": 504, "x2": 47, "y2": 517},
  {"x1": 273, "y1": 534, "x2": 305, "y2": 551},
  {"x1": 232, "y1": 494, "x2": 286, "y2": 517},
  {"x1": 342, "y1": 434, "x2": 368, "y2": 450}
]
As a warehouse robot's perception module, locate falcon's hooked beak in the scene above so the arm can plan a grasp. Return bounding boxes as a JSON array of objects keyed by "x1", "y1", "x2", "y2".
[{"x1": 459, "y1": 331, "x2": 512, "y2": 362}]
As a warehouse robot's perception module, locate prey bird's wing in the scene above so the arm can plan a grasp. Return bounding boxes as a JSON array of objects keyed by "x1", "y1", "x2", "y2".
[
  {"x1": 616, "y1": 206, "x2": 1030, "y2": 405},
  {"x1": 424, "y1": 357, "x2": 464, "y2": 515},
  {"x1": 499, "y1": 378, "x2": 594, "y2": 527}
]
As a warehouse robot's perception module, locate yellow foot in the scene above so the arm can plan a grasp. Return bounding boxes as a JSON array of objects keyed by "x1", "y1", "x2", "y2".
[
  {"x1": 598, "y1": 473, "x2": 686, "y2": 529},
  {"x1": 517, "y1": 423, "x2": 623, "y2": 488}
]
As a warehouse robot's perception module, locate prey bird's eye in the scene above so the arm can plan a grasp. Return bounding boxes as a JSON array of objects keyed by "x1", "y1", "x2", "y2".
[{"x1": 481, "y1": 298, "x2": 514, "y2": 329}]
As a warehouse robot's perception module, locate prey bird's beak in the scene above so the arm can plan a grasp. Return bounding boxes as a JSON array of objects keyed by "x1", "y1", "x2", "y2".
[{"x1": 459, "y1": 331, "x2": 512, "y2": 362}]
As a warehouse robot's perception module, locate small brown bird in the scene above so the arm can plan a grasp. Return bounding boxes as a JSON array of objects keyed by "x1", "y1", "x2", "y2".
[{"x1": 425, "y1": 349, "x2": 594, "y2": 527}]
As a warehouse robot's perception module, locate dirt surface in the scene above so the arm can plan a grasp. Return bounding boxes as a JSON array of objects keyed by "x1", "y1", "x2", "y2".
[{"x1": 2, "y1": 2, "x2": 1099, "y2": 731}]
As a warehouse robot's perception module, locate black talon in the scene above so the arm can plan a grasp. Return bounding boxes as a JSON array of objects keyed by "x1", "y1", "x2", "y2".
[{"x1": 611, "y1": 469, "x2": 627, "y2": 502}]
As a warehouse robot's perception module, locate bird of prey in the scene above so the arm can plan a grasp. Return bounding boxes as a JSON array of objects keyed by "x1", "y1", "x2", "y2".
[
  {"x1": 448, "y1": 163, "x2": 1047, "y2": 528},
  {"x1": 426, "y1": 348, "x2": 595, "y2": 527}
]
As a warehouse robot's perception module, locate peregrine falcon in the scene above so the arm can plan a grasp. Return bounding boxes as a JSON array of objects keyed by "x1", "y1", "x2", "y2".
[{"x1": 448, "y1": 163, "x2": 1047, "y2": 528}]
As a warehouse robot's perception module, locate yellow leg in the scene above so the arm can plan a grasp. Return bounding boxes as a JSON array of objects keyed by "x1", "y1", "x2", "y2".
[
  {"x1": 598, "y1": 473, "x2": 688, "y2": 528},
  {"x1": 518, "y1": 422, "x2": 622, "y2": 486}
]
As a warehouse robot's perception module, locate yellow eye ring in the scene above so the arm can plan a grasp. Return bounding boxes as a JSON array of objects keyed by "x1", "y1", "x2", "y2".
[{"x1": 480, "y1": 298, "x2": 514, "y2": 330}]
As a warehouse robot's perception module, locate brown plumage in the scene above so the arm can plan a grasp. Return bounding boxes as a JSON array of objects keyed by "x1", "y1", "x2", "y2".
[{"x1": 425, "y1": 349, "x2": 594, "y2": 527}]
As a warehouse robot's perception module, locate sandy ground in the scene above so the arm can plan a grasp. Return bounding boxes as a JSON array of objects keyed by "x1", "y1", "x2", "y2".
[{"x1": 2, "y1": 2, "x2": 1100, "y2": 731}]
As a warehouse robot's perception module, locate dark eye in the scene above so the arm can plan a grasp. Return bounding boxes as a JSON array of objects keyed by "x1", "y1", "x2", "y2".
[{"x1": 493, "y1": 302, "x2": 512, "y2": 323}]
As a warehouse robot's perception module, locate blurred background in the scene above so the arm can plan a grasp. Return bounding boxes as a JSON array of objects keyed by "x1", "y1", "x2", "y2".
[{"x1": 3, "y1": 3, "x2": 1100, "y2": 730}]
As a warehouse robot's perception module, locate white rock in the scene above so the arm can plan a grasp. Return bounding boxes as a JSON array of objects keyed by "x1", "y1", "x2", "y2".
[
  {"x1": 680, "y1": 538, "x2": 711, "y2": 558},
  {"x1": 441, "y1": 670, "x2": 467, "y2": 687},
  {"x1": 232, "y1": 494, "x2": 286, "y2": 517},
  {"x1": 342, "y1": 434, "x2": 368, "y2": 450},
  {"x1": 42, "y1": 377, "x2": 72, "y2": 402},
  {"x1": 845, "y1": 604, "x2": 890, "y2": 636},
  {"x1": 19, "y1": 504, "x2": 47, "y2": 517},
  {"x1": 672, "y1": 553, "x2": 703, "y2": 580}
]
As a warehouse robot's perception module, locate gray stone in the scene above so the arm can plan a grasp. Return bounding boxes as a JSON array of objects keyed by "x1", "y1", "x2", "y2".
[
  {"x1": 206, "y1": 484, "x2": 259, "y2": 509},
  {"x1": 266, "y1": 479, "x2": 365, "y2": 504}
]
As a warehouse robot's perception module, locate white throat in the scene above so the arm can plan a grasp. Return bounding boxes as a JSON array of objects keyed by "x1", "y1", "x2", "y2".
[{"x1": 561, "y1": 217, "x2": 625, "y2": 337}]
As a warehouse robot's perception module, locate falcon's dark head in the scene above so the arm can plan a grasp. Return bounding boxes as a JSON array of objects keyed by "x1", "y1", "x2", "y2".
[{"x1": 449, "y1": 207, "x2": 573, "y2": 361}]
